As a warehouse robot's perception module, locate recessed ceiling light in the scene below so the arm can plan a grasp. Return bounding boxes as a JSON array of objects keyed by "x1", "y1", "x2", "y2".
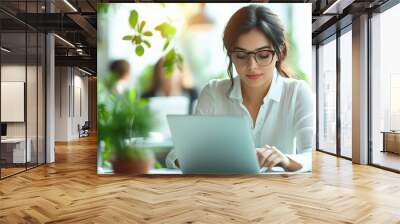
[
  {"x1": 1, "y1": 47, "x2": 11, "y2": 53},
  {"x1": 63, "y1": 0, "x2": 78, "y2": 12},
  {"x1": 54, "y1": 34, "x2": 75, "y2": 48},
  {"x1": 322, "y1": 0, "x2": 354, "y2": 15},
  {"x1": 78, "y1": 67, "x2": 92, "y2": 76}
]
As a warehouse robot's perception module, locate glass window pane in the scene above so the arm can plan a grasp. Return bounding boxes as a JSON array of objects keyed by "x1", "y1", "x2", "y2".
[
  {"x1": 27, "y1": 31, "x2": 38, "y2": 169},
  {"x1": 340, "y1": 29, "x2": 352, "y2": 158},
  {"x1": 318, "y1": 37, "x2": 337, "y2": 154},
  {"x1": 371, "y1": 3, "x2": 400, "y2": 171},
  {"x1": 1, "y1": 30, "x2": 27, "y2": 177},
  {"x1": 1, "y1": 0, "x2": 46, "y2": 179},
  {"x1": 38, "y1": 33, "x2": 45, "y2": 165}
]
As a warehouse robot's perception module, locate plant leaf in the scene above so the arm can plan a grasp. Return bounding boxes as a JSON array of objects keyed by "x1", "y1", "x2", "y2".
[
  {"x1": 127, "y1": 89, "x2": 136, "y2": 101},
  {"x1": 176, "y1": 53, "x2": 184, "y2": 70},
  {"x1": 135, "y1": 45, "x2": 144, "y2": 56},
  {"x1": 129, "y1": 10, "x2": 138, "y2": 29},
  {"x1": 143, "y1": 40, "x2": 151, "y2": 48},
  {"x1": 138, "y1": 21, "x2": 146, "y2": 33},
  {"x1": 143, "y1": 31, "x2": 152, "y2": 36},
  {"x1": 122, "y1": 35, "x2": 134, "y2": 40},
  {"x1": 165, "y1": 48, "x2": 176, "y2": 62},
  {"x1": 163, "y1": 40, "x2": 169, "y2": 51},
  {"x1": 155, "y1": 22, "x2": 176, "y2": 39},
  {"x1": 163, "y1": 49, "x2": 176, "y2": 77},
  {"x1": 133, "y1": 35, "x2": 142, "y2": 44}
]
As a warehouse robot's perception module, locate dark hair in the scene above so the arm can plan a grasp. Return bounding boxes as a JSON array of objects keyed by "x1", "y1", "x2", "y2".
[
  {"x1": 148, "y1": 57, "x2": 165, "y2": 94},
  {"x1": 109, "y1": 59, "x2": 130, "y2": 79},
  {"x1": 223, "y1": 5, "x2": 292, "y2": 86},
  {"x1": 147, "y1": 57, "x2": 194, "y2": 95}
]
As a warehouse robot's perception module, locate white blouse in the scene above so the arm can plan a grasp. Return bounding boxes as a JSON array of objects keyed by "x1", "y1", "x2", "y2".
[{"x1": 165, "y1": 70, "x2": 315, "y2": 172}]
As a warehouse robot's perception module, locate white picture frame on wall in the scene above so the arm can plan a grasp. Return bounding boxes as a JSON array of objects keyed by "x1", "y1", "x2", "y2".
[{"x1": 1, "y1": 81, "x2": 25, "y2": 122}]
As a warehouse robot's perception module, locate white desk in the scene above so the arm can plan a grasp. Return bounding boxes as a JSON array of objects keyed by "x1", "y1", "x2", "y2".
[
  {"x1": 147, "y1": 167, "x2": 306, "y2": 175},
  {"x1": 1, "y1": 138, "x2": 31, "y2": 163},
  {"x1": 98, "y1": 167, "x2": 307, "y2": 175}
]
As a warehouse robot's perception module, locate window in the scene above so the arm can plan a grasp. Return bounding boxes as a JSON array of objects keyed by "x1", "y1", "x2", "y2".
[
  {"x1": 317, "y1": 37, "x2": 337, "y2": 154},
  {"x1": 340, "y1": 29, "x2": 352, "y2": 158},
  {"x1": 0, "y1": 1, "x2": 47, "y2": 179},
  {"x1": 371, "y1": 3, "x2": 400, "y2": 171}
]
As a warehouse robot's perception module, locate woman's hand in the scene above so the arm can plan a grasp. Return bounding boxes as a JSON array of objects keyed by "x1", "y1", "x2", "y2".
[
  {"x1": 256, "y1": 145, "x2": 289, "y2": 170},
  {"x1": 256, "y1": 145, "x2": 302, "y2": 172}
]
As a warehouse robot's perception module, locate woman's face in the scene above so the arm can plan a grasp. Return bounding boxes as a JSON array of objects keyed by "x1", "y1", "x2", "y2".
[{"x1": 231, "y1": 28, "x2": 278, "y2": 89}]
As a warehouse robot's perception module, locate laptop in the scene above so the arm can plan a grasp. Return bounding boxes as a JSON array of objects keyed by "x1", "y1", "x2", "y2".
[{"x1": 167, "y1": 115, "x2": 260, "y2": 174}]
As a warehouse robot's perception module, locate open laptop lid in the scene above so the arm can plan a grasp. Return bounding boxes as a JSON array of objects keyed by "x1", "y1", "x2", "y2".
[{"x1": 167, "y1": 115, "x2": 260, "y2": 174}]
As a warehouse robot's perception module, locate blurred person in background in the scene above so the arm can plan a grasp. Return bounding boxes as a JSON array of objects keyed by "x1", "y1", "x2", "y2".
[
  {"x1": 141, "y1": 57, "x2": 198, "y2": 114},
  {"x1": 109, "y1": 59, "x2": 131, "y2": 94}
]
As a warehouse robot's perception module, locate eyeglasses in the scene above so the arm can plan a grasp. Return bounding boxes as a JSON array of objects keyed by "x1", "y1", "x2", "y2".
[{"x1": 230, "y1": 49, "x2": 275, "y2": 67}]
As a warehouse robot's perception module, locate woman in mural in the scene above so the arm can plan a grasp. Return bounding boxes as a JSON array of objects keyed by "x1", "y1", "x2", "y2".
[
  {"x1": 141, "y1": 57, "x2": 198, "y2": 114},
  {"x1": 166, "y1": 4, "x2": 314, "y2": 172}
]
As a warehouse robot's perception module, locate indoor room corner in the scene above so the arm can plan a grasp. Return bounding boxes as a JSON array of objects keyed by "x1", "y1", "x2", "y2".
[{"x1": 0, "y1": 1, "x2": 400, "y2": 223}]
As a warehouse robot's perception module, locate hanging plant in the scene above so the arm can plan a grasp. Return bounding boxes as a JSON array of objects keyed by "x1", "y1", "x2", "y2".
[
  {"x1": 122, "y1": 8, "x2": 183, "y2": 76},
  {"x1": 122, "y1": 10, "x2": 153, "y2": 56}
]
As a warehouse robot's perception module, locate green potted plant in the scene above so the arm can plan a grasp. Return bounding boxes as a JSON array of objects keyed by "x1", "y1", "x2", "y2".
[
  {"x1": 98, "y1": 77, "x2": 154, "y2": 174},
  {"x1": 97, "y1": 6, "x2": 183, "y2": 174}
]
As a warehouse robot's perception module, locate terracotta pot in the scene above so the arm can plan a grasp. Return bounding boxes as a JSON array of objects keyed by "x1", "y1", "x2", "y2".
[{"x1": 111, "y1": 159, "x2": 152, "y2": 175}]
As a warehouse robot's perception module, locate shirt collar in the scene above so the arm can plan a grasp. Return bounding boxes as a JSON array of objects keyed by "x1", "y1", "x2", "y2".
[{"x1": 229, "y1": 69, "x2": 283, "y2": 103}]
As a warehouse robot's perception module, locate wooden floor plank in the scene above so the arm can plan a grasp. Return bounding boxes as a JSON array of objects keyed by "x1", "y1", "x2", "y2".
[{"x1": 0, "y1": 135, "x2": 400, "y2": 223}]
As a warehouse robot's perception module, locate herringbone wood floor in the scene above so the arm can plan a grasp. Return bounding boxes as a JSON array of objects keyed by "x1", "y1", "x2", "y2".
[{"x1": 1, "y1": 135, "x2": 400, "y2": 224}]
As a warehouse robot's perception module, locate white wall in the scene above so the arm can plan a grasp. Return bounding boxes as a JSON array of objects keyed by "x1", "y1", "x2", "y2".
[
  {"x1": 54, "y1": 67, "x2": 89, "y2": 141},
  {"x1": 55, "y1": 66, "x2": 69, "y2": 141}
]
